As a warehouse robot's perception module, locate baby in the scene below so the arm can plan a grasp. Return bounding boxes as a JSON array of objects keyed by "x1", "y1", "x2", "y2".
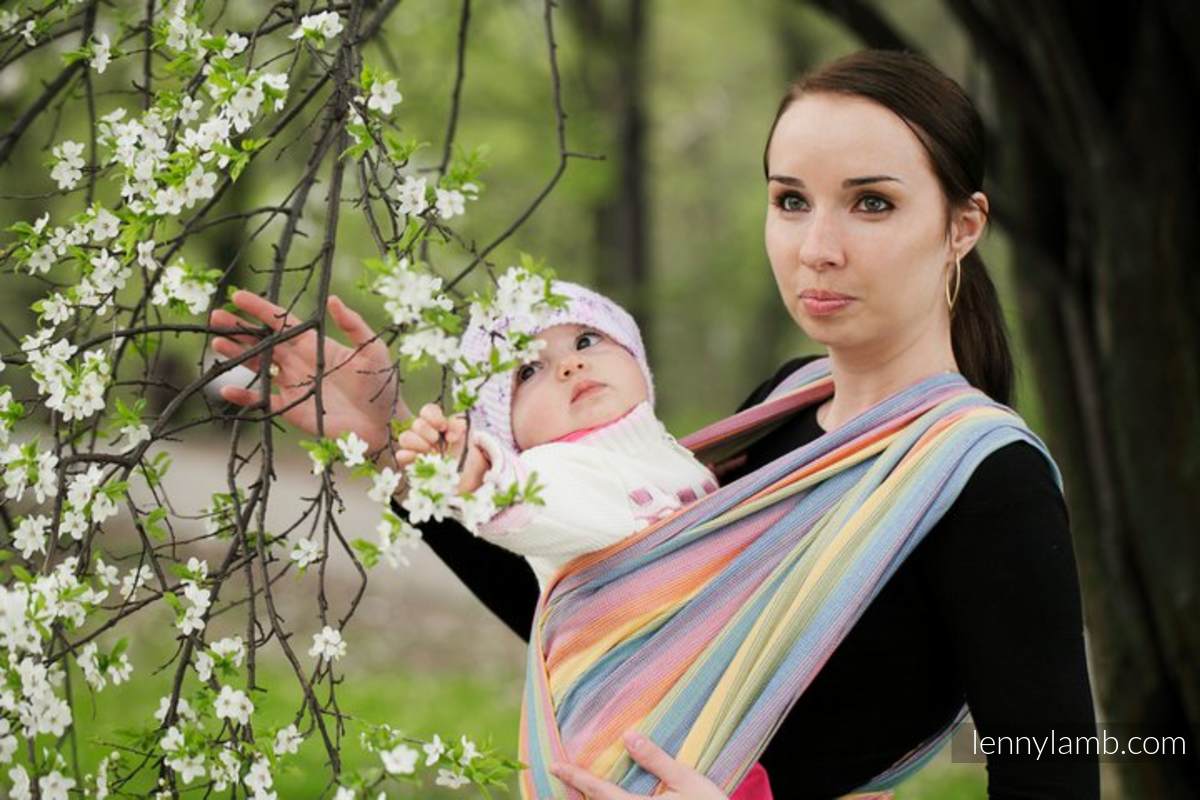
[{"x1": 393, "y1": 281, "x2": 719, "y2": 591}]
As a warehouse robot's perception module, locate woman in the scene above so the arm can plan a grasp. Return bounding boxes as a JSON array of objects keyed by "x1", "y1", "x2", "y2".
[{"x1": 212, "y1": 50, "x2": 1099, "y2": 798}]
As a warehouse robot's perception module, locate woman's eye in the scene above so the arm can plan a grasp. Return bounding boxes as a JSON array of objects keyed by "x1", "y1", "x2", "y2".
[
  {"x1": 858, "y1": 194, "x2": 893, "y2": 213},
  {"x1": 576, "y1": 332, "x2": 602, "y2": 349},
  {"x1": 775, "y1": 192, "x2": 805, "y2": 212}
]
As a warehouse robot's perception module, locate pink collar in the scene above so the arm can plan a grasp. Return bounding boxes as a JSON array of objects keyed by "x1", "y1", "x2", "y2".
[{"x1": 545, "y1": 403, "x2": 641, "y2": 445}]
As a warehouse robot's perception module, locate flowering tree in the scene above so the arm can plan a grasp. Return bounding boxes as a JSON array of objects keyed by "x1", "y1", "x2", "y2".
[{"x1": 0, "y1": 1, "x2": 588, "y2": 797}]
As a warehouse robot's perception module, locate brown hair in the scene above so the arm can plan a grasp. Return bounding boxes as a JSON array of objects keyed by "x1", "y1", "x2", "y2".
[{"x1": 763, "y1": 49, "x2": 1013, "y2": 405}]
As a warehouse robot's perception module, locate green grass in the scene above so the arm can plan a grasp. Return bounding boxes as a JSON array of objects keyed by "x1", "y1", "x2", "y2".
[
  {"x1": 66, "y1": 658, "x2": 524, "y2": 798},
  {"x1": 55, "y1": 617, "x2": 983, "y2": 799}
]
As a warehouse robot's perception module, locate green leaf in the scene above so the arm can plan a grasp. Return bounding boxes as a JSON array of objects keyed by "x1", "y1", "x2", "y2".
[
  {"x1": 162, "y1": 591, "x2": 182, "y2": 614},
  {"x1": 351, "y1": 538, "x2": 381, "y2": 569}
]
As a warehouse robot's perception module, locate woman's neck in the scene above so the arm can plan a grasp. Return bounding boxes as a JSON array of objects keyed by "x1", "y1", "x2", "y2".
[{"x1": 816, "y1": 334, "x2": 958, "y2": 432}]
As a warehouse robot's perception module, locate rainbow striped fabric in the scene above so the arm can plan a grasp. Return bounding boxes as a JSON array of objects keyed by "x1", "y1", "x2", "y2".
[{"x1": 518, "y1": 356, "x2": 1064, "y2": 799}]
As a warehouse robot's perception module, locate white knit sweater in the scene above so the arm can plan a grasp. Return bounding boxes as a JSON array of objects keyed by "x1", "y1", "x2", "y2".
[{"x1": 455, "y1": 400, "x2": 719, "y2": 591}]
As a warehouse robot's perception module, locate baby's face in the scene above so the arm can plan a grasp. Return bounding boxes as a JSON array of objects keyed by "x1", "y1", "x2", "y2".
[{"x1": 510, "y1": 324, "x2": 649, "y2": 451}]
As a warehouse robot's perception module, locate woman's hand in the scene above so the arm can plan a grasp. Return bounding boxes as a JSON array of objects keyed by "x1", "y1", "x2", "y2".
[
  {"x1": 394, "y1": 403, "x2": 491, "y2": 495},
  {"x1": 210, "y1": 291, "x2": 408, "y2": 463},
  {"x1": 550, "y1": 731, "x2": 727, "y2": 800}
]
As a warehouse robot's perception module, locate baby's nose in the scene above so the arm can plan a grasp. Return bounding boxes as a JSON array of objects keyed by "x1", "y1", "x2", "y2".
[{"x1": 558, "y1": 356, "x2": 586, "y2": 378}]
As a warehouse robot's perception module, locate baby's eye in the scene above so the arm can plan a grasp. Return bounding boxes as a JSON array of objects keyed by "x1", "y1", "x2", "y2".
[
  {"x1": 516, "y1": 363, "x2": 539, "y2": 383},
  {"x1": 576, "y1": 331, "x2": 603, "y2": 349}
]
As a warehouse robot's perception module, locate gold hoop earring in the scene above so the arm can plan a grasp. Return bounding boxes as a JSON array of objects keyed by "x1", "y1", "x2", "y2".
[{"x1": 946, "y1": 254, "x2": 962, "y2": 314}]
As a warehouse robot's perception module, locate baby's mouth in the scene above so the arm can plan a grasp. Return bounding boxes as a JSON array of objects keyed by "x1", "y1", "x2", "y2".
[{"x1": 571, "y1": 380, "x2": 605, "y2": 403}]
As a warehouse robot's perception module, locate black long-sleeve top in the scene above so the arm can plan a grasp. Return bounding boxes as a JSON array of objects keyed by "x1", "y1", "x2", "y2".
[{"x1": 394, "y1": 355, "x2": 1100, "y2": 799}]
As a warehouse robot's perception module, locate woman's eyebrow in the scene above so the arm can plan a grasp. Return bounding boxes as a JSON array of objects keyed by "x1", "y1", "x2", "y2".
[{"x1": 767, "y1": 174, "x2": 903, "y2": 188}]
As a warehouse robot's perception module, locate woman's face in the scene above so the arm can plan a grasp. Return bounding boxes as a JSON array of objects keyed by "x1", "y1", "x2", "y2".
[
  {"x1": 510, "y1": 324, "x2": 649, "y2": 451},
  {"x1": 764, "y1": 92, "x2": 968, "y2": 360}
]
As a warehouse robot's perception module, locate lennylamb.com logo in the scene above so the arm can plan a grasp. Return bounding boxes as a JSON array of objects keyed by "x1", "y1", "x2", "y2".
[{"x1": 950, "y1": 722, "x2": 1190, "y2": 763}]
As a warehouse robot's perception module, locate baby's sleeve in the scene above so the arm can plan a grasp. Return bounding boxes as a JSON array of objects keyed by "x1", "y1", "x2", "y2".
[
  {"x1": 466, "y1": 430, "x2": 538, "y2": 537},
  {"x1": 470, "y1": 441, "x2": 645, "y2": 566}
]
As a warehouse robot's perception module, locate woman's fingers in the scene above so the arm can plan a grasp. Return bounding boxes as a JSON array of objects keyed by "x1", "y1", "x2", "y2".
[
  {"x1": 212, "y1": 336, "x2": 265, "y2": 374},
  {"x1": 328, "y1": 295, "x2": 379, "y2": 349},
  {"x1": 210, "y1": 308, "x2": 263, "y2": 343},
  {"x1": 550, "y1": 762, "x2": 637, "y2": 800},
  {"x1": 620, "y1": 731, "x2": 726, "y2": 799},
  {"x1": 232, "y1": 289, "x2": 303, "y2": 333},
  {"x1": 217, "y1": 385, "x2": 285, "y2": 412}
]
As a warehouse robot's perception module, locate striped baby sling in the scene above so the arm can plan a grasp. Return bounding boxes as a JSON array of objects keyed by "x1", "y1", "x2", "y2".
[{"x1": 518, "y1": 356, "x2": 1065, "y2": 799}]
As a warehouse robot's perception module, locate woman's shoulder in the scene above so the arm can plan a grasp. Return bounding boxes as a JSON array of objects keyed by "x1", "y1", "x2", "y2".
[
  {"x1": 952, "y1": 438, "x2": 1067, "y2": 520},
  {"x1": 735, "y1": 353, "x2": 825, "y2": 412}
]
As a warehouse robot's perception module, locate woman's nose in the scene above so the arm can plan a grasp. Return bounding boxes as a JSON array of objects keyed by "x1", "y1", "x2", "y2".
[
  {"x1": 557, "y1": 355, "x2": 587, "y2": 379},
  {"x1": 797, "y1": 210, "x2": 845, "y2": 271}
]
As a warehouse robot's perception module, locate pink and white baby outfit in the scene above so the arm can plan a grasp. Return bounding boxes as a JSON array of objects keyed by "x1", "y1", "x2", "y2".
[{"x1": 461, "y1": 399, "x2": 718, "y2": 591}]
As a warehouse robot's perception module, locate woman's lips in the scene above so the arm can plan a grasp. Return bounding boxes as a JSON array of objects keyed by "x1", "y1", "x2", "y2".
[{"x1": 801, "y1": 297, "x2": 854, "y2": 316}]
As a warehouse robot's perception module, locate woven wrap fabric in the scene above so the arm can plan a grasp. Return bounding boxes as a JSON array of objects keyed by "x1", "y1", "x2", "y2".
[{"x1": 517, "y1": 356, "x2": 1065, "y2": 799}]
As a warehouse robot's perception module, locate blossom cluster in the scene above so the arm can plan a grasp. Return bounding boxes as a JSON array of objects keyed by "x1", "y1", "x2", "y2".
[{"x1": 0, "y1": 2, "x2": 533, "y2": 795}]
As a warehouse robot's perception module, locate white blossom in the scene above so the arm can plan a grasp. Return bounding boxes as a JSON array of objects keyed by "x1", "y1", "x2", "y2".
[
  {"x1": 380, "y1": 743, "x2": 418, "y2": 775},
  {"x1": 9, "y1": 765, "x2": 30, "y2": 800},
  {"x1": 160, "y1": 725, "x2": 184, "y2": 753},
  {"x1": 368, "y1": 467, "x2": 401, "y2": 503},
  {"x1": 178, "y1": 95, "x2": 203, "y2": 125},
  {"x1": 0, "y1": 718, "x2": 16, "y2": 763},
  {"x1": 394, "y1": 176, "x2": 428, "y2": 216},
  {"x1": 211, "y1": 636, "x2": 246, "y2": 667},
  {"x1": 209, "y1": 747, "x2": 241, "y2": 791},
  {"x1": 273, "y1": 724, "x2": 302, "y2": 755},
  {"x1": 194, "y1": 650, "x2": 214, "y2": 682},
  {"x1": 223, "y1": 32, "x2": 248, "y2": 59},
  {"x1": 377, "y1": 512, "x2": 422, "y2": 568},
  {"x1": 422, "y1": 733, "x2": 445, "y2": 766},
  {"x1": 12, "y1": 515, "x2": 50, "y2": 559},
  {"x1": 166, "y1": 753, "x2": 205, "y2": 784},
  {"x1": 38, "y1": 771, "x2": 75, "y2": 800},
  {"x1": 337, "y1": 432, "x2": 368, "y2": 466},
  {"x1": 459, "y1": 735, "x2": 480, "y2": 766},
  {"x1": 367, "y1": 80, "x2": 402, "y2": 115},
  {"x1": 120, "y1": 565, "x2": 150, "y2": 601},
  {"x1": 25, "y1": 246, "x2": 54, "y2": 275},
  {"x1": 153, "y1": 696, "x2": 195, "y2": 723},
  {"x1": 436, "y1": 768, "x2": 470, "y2": 789},
  {"x1": 400, "y1": 452, "x2": 460, "y2": 524},
  {"x1": 50, "y1": 141, "x2": 85, "y2": 190},
  {"x1": 398, "y1": 325, "x2": 459, "y2": 365},
  {"x1": 121, "y1": 423, "x2": 151, "y2": 449},
  {"x1": 91, "y1": 33, "x2": 111, "y2": 74},
  {"x1": 288, "y1": 11, "x2": 343, "y2": 42},
  {"x1": 308, "y1": 626, "x2": 346, "y2": 663},
  {"x1": 214, "y1": 685, "x2": 253, "y2": 726},
  {"x1": 289, "y1": 538, "x2": 323, "y2": 569},
  {"x1": 183, "y1": 166, "x2": 217, "y2": 206},
  {"x1": 434, "y1": 188, "x2": 466, "y2": 220},
  {"x1": 243, "y1": 756, "x2": 274, "y2": 797}
]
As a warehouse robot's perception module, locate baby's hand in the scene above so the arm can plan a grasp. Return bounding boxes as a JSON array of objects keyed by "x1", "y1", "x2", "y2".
[{"x1": 393, "y1": 403, "x2": 491, "y2": 495}]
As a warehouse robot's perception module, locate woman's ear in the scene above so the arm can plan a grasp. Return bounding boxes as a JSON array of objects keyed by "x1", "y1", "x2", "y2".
[{"x1": 950, "y1": 191, "x2": 989, "y2": 259}]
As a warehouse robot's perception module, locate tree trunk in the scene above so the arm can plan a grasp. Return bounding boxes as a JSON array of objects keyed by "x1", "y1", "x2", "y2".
[{"x1": 563, "y1": 0, "x2": 651, "y2": 351}]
